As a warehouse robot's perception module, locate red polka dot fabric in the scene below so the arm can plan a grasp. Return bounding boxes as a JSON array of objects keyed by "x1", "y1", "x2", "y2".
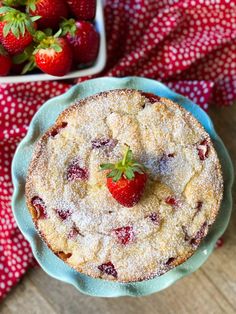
[
  {"x1": 0, "y1": 0, "x2": 234, "y2": 300},
  {"x1": 0, "y1": 82, "x2": 70, "y2": 299},
  {"x1": 78, "y1": 0, "x2": 236, "y2": 109}
]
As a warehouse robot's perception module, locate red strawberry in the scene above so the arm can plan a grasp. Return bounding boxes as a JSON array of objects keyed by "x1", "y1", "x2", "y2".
[
  {"x1": 55, "y1": 208, "x2": 72, "y2": 220},
  {"x1": 66, "y1": 157, "x2": 88, "y2": 181},
  {"x1": 0, "y1": 44, "x2": 11, "y2": 75},
  {"x1": 197, "y1": 139, "x2": 210, "y2": 160},
  {"x1": 141, "y1": 92, "x2": 160, "y2": 104},
  {"x1": 100, "y1": 146, "x2": 148, "y2": 208},
  {"x1": 27, "y1": 0, "x2": 68, "y2": 29},
  {"x1": 98, "y1": 262, "x2": 117, "y2": 278},
  {"x1": 66, "y1": 0, "x2": 96, "y2": 20},
  {"x1": 68, "y1": 226, "x2": 82, "y2": 239},
  {"x1": 165, "y1": 196, "x2": 180, "y2": 207},
  {"x1": 0, "y1": 7, "x2": 37, "y2": 55},
  {"x1": 34, "y1": 36, "x2": 72, "y2": 76},
  {"x1": 50, "y1": 122, "x2": 68, "y2": 137},
  {"x1": 60, "y1": 19, "x2": 99, "y2": 65},
  {"x1": 113, "y1": 226, "x2": 134, "y2": 245},
  {"x1": 31, "y1": 196, "x2": 47, "y2": 219}
]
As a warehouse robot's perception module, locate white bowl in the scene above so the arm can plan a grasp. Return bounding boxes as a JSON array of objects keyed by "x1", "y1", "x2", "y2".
[{"x1": 0, "y1": 0, "x2": 106, "y2": 83}]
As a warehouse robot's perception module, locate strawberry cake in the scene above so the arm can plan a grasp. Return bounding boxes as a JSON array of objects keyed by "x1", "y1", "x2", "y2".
[{"x1": 25, "y1": 89, "x2": 223, "y2": 282}]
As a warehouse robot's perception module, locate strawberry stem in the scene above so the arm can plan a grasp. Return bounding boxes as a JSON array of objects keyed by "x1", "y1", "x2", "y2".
[
  {"x1": 122, "y1": 146, "x2": 129, "y2": 166},
  {"x1": 60, "y1": 18, "x2": 77, "y2": 37}
]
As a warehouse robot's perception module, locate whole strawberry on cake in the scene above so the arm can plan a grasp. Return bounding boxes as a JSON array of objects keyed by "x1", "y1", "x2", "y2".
[{"x1": 26, "y1": 89, "x2": 223, "y2": 282}]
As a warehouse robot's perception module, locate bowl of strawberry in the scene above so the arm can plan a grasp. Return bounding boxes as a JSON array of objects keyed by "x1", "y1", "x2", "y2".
[{"x1": 0, "y1": 0, "x2": 106, "y2": 82}]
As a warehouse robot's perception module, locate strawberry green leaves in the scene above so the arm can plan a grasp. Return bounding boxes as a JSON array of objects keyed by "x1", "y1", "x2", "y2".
[
  {"x1": 107, "y1": 169, "x2": 123, "y2": 182},
  {"x1": 21, "y1": 58, "x2": 35, "y2": 74},
  {"x1": 2, "y1": 22, "x2": 12, "y2": 37},
  {"x1": 60, "y1": 18, "x2": 77, "y2": 37},
  {"x1": 27, "y1": 0, "x2": 37, "y2": 12},
  {"x1": 33, "y1": 35, "x2": 62, "y2": 53},
  {"x1": 100, "y1": 146, "x2": 146, "y2": 182},
  {"x1": 0, "y1": 6, "x2": 13, "y2": 14},
  {"x1": 124, "y1": 167, "x2": 135, "y2": 180},
  {"x1": 0, "y1": 6, "x2": 39, "y2": 39}
]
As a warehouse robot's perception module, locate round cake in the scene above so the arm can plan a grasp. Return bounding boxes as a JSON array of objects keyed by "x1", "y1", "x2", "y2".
[{"x1": 25, "y1": 89, "x2": 223, "y2": 282}]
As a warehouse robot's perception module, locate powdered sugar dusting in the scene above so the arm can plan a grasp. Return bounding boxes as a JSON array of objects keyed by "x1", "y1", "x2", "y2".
[{"x1": 26, "y1": 89, "x2": 223, "y2": 282}]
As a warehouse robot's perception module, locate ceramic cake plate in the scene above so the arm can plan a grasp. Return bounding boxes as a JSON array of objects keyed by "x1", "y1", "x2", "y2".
[{"x1": 12, "y1": 77, "x2": 234, "y2": 297}]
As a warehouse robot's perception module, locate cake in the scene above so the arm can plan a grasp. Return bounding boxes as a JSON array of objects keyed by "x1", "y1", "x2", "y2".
[{"x1": 25, "y1": 89, "x2": 223, "y2": 282}]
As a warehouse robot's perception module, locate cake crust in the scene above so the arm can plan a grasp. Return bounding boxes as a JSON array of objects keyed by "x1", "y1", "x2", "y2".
[{"x1": 25, "y1": 89, "x2": 223, "y2": 282}]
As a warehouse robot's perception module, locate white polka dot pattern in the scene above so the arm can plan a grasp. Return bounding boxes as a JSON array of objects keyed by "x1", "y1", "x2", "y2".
[{"x1": 0, "y1": 82, "x2": 70, "y2": 299}]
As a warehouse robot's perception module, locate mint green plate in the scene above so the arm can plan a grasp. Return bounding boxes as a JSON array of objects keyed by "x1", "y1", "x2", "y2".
[{"x1": 12, "y1": 77, "x2": 234, "y2": 297}]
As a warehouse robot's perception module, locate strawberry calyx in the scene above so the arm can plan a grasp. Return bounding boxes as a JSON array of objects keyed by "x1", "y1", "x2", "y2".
[
  {"x1": 32, "y1": 27, "x2": 54, "y2": 43},
  {"x1": 33, "y1": 33, "x2": 62, "y2": 54},
  {"x1": 60, "y1": 18, "x2": 77, "y2": 37},
  {"x1": 100, "y1": 146, "x2": 146, "y2": 182},
  {"x1": 0, "y1": 6, "x2": 39, "y2": 38}
]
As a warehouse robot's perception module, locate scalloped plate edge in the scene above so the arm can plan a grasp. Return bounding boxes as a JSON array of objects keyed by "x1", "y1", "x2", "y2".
[{"x1": 11, "y1": 77, "x2": 234, "y2": 297}]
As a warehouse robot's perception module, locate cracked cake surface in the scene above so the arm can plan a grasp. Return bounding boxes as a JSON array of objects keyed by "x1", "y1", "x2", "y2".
[{"x1": 25, "y1": 89, "x2": 223, "y2": 282}]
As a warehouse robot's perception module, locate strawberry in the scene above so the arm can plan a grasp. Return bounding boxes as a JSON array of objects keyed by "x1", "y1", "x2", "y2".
[
  {"x1": 68, "y1": 226, "x2": 82, "y2": 239},
  {"x1": 34, "y1": 35, "x2": 72, "y2": 76},
  {"x1": 0, "y1": 44, "x2": 11, "y2": 75},
  {"x1": 55, "y1": 208, "x2": 72, "y2": 220},
  {"x1": 0, "y1": 6, "x2": 37, "y2": 55},
  {"x1": 66, "y1": 157, "x2": 88, "y2": 181},
  {"x1": 98, "y1": 262, "x2": 117, "y2": 278},
  {"x1": 27, "y1": 0, "x2": 68, "y2": 29},
  {"x1": 113, "y1": 226, "x2": 134, "y2": 245},
  {"x1": 197, "y1": 139, "x2": 210, "y2": 160},
  {"x1": 100, "y1": 146, "x2": 148, "y2": 208},
  {"x1": 50, "y1": 121, "x2": 68, "y2": 137},
  {"x1": 31, "y1": 196, "x2": 47, "y2": 219},
  {"x1": 66, "y1": 0, "x2": 96, "y2": 20},
  {"x1": 165, "y1": 196, "x2": 180, "y2": 207},
  {"x1": 60, "y1": 19, "x2": 99, "y2": 65}
]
